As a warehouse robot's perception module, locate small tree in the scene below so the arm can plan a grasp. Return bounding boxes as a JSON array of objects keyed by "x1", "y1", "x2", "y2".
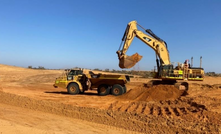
[
  {"x1": 112, "y1": 69, "x2": 116, "y2": 72},
  {"x1": 94, "y1": 68, "x2": 101, "y2": 71},
  {"x1": 105, "y1": 68, "x2": 109, "y2": 72},
  {"x1": 38, "y1": 66, "x2": 45, "y2": 69},
  {"x1": 28, "y1": 66, "x2": 32, "y2": 69}
]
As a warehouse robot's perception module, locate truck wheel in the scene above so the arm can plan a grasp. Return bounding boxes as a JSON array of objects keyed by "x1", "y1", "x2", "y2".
[
  {"x1": 67, "y1": 83, "x2": 80, "y2": 95},
  {"x1": 123, "y1": 86, "x2": 127, "y2": 94},
  {"x1": 111, "y1": 84, "x2": 123, "y2": 96},
  {"x1": 98, "y1": 84, "x2": 110, "y2": 96}
]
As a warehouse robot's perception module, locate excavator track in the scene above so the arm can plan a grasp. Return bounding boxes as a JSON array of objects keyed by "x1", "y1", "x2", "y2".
[{"x1": 143, "y1": 80, "x2": 189, "y2": 96}]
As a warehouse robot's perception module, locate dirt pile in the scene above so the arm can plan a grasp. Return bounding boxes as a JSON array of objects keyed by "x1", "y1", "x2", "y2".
[{"x1": 120, "y1": 84, "x2": 183, "y2": 101}]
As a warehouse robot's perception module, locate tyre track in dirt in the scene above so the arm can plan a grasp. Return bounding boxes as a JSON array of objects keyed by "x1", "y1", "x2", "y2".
[
  {"x1": 108, "y1": 99, "x2": 204, "y2": 119},
  {"x1": 108, "y1": 98, "x2": 221, "y2": 133}
]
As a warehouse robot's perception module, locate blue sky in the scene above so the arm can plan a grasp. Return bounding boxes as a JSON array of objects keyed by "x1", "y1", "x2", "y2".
[{"x1": 0, "y1": 0, "x2": 221, "y2": 72}]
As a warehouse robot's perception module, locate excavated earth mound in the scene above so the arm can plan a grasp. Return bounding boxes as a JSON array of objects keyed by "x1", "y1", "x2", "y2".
[{"x1": 120, "y1": 84, "x2": 183, "y2": 101}]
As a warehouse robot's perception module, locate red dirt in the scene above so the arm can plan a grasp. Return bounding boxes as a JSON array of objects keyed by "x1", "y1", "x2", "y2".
[
  {"x1": 0, "y1": 64, "x2": 221, "y2": 133},
  {"x1": 120, "y1": 84, "x2": 183, "y2": 101}
]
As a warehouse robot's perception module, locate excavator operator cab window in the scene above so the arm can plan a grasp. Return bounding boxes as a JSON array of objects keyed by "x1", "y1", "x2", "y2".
[{"x1": 160, "y1": 65, "x2": 174, "y2": 77}]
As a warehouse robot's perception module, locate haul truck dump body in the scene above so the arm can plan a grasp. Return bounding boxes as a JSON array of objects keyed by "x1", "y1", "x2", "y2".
[{"x1": 53, "y1": 69, "x2": 130, "y2": 96}]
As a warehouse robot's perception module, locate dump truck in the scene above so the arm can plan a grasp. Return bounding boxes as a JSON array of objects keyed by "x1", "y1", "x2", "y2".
[{"x1": 53, "y1": 68, "x2": 130, "y2": 96}]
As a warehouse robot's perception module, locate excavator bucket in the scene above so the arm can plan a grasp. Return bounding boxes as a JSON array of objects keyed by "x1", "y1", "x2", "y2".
[{"x1": 119, "y1": 53, "x2": 143, "y2": 69}]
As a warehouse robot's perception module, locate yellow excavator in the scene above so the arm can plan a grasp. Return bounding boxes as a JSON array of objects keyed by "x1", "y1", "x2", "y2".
[{"x1": 117, "y1": 20, "x2": 204, "y2": 90}]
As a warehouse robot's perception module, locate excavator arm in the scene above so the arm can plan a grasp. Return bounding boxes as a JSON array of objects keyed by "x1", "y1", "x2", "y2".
[{"x1": 117, "y1": 20, "x2": 170, "y2": 69}]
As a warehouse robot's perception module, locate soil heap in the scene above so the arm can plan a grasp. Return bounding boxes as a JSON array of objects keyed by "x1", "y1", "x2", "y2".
[{"x1": 120, "y1": 84, "x2": 183, "y2": 101}]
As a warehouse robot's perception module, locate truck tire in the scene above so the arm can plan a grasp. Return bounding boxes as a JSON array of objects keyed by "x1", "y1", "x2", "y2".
[
  {"x1": 111, "y1": 84, "x2": 124, "y2": 96},
  {"x1": 67, "y1": 83, "x2": 80, "y2": 95},
  {"x1": 123, "y1": 86, "x2": 127, "y2": 94},
  {"x1": 97, "y1": 84, "x2": 110, "y2": 96}
]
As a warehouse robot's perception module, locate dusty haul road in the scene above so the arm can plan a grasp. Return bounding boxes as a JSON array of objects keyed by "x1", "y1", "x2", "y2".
[{"x1": 0, "y1": 64, "x2": 221, "y2": 134}]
